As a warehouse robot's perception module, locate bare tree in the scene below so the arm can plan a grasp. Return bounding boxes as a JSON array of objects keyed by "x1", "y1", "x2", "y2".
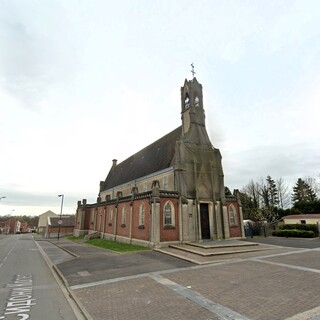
[
  {"x1": 241, "y1": 179, "x2": 261, "y2": 209},
  {"x1": 276, "y1": 178, "x2": 291, "y2": 209},
  {"x1": 305, "y1": 175, "x2": 320, "y2": 198}
]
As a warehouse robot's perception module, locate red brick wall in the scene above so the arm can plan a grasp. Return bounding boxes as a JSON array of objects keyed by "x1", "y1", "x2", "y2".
[
  {"x1": 89, "y1": 208, "x2": 95, "y2": 231},
  {"x1": 116, "y1": 202, "x2": 130, "y2": 238},
  {"x1": 160, "y1": 198, "x2": 179, "y2": 242},
  {"x1": 104, "y1": 205, "x2": 115, "y2": 234},
  {"x1": 83, "y1": 196, "x2": 180, "y2": 243},
  {"x1": 84, "y1": 208, "x2": 91, "y2": 230},
  {"x1": 48, "y1": 226, "x2": 74, "y2": 237},
  {"x1": 131, "y1": 199, "x2": 150, "y2": 241},
  {"x1": 96, "y1": 207, "x2": 105, "y2": 232},
  {"x1": 226, "y1": 201, "x2": 242, "y2": 238}
]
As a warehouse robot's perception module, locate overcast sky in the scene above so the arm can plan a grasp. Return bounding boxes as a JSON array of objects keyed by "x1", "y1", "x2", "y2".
[{"x1": 1, "y1": 0, "x2": 319, "y2": 216}]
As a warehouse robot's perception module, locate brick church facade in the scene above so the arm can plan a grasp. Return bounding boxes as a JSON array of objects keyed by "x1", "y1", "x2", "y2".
[{"x1": 74, "y1": 77, "x2": 245, "y2": 247}]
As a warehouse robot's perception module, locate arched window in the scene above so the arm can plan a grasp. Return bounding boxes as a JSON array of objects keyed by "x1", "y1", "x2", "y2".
[
  {"x1": 163, "y1": 176, "x2": 168, "y2": 190},
  {"x1": 164, "y1": 201, "x2": 175, "y2": 226},
  {"x1": 195, "y1": 96, "x2": 200, "y2": 107},
  {"x1": 121, "y1": 207, "x2": 127, "y2": 226},
  {"x1": 184, "y1": 93, "x2": 190, "y2": 109},
  {"x1": 139, "y1": 204, "x2": 145, "y2": 226},
  {"x1": 229, "y1": 204, "x2": 237, "y2": 226}
]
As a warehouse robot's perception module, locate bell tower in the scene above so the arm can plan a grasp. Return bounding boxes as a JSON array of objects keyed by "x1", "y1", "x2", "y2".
[
  {"x1": 177, "y1": 69, "x2": 228, "y2": 241},
  {"x1": 181, "y1": 77, "x2": 205, "y2": 136}
]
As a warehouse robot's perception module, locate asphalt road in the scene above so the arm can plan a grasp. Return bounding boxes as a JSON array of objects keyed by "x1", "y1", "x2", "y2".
[{"x1": 0, "y1": 234, "x2": 80, "y2": 320}]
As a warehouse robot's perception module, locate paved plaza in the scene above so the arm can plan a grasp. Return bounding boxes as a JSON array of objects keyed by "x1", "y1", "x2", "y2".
[{"x1": 36, "y1": 237, "x2": 320, "y2": 320}]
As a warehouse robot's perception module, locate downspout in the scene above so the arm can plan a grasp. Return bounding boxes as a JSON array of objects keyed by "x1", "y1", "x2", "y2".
[
  {"x1": 94, "y1": 207, "x2": 97, "y2": 231},
  {"x1": 149, "y1": 194, "x2": 152, "y2": 246},
  {"x1": 210, "y1": 164, "x2": 216, "y2": 239},
  {"x1": 129, "y1": 202, "x2": 133, "y2": 244},
  {"x1": 194, "y1": 160, "x2": 200, "y2": 241},
  {"x1": 103, "y1": 206, "x2": 107, "y2": 237},
  {"x1": 178, "y1": 196, "x2": 183, "y2": 243}
]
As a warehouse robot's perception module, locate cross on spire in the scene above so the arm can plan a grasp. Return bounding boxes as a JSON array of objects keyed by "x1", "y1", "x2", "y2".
[{"x1": 191, "y1": 63, "x2": 196, "y2": 78}]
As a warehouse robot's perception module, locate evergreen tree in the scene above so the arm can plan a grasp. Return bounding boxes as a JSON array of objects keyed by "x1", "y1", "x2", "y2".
[
  {"x1": 266, "y1": 175, "x2": 279, "y2": 207},
  {"x1": 292, "y1": 178, "x2": 317, "y2": 204},
  {"x1": 256, "y1": 176, "x2": 280, "y2": 222}
]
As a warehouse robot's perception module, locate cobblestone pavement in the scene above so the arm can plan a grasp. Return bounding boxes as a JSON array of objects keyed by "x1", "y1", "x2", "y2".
[{"x1": 37, "y1": 239, "x2": 320, "y2": 320}]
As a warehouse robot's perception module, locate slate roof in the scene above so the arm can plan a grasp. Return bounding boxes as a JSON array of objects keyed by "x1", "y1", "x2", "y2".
[
  {"x1": 49, "y1": 217, "x2": 75, "y2": 227},
  {"x1": 283, "y1": 214, "x2": 320, "y2": 219},
  {"x1": 103, "y1": 126, "x2": 182, "y2": 191}
]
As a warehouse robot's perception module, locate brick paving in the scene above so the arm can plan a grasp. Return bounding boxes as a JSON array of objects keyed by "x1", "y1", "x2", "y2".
[
  {"x1": 264, "y1": 250, "x2": 320, "y2": 270},
  {"x1": 75, "y1": 277, "x2": 220, "y2": 320},
  {"x1": 164, "y1": 260, "x2": 320, "y2": 320},
  {"x1": 37, "y1": 238, "x2": 320, "y2": 320}
]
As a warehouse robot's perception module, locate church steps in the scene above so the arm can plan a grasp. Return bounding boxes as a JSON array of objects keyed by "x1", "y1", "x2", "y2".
[
  {"x1": 155, "y1": 247, "x2": 218, "y2": 265},
  {"x1": 168, "y1": 243, "x2": 264, "y2": 257},
  {"x1": 186, "y1": 240, "x2": 259, "y2": 249},
  {"x1": 156, "y1": 242, "x2": 274, "y2": 265}
]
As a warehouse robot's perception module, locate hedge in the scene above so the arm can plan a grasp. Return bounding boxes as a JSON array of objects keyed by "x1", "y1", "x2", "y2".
[
  {"x1": 279, "y1": 224, "x2": 319, "y2": 236},
  {"x1": 272, "y1": 229, "x2": 315, "y2": 238}
]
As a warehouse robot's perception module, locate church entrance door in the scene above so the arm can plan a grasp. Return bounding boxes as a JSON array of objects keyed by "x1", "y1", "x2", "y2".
[{"x1": 200, "y1": 203, "x2": 210, "y2": 239}]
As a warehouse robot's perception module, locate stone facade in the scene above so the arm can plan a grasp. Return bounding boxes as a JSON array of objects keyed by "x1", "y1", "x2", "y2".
[{"x1": 74, "y1": 77, "x2": 245, "y2": 247}]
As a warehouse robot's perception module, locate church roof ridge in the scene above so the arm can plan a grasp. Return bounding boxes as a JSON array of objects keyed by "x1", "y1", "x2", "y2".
[{"x1": 102, "y1": 126, "x2": 182, "y2": 191}]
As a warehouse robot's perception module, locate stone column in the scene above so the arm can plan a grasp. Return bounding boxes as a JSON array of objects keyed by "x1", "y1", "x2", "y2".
[
  {"x1": 222, "y1": 204, "x2": 230, "y2": 239},
  {"x1": 129, "y1": 203, "x2": 133, "y2": 243},
  {"x1": 151, "y1": 198, "x2": 160, "y2": 246},
  {"x1": 151, "y1": 180, "x2": 161, "y2": 247},
  {"x1": 239, "y1": 206, "x2": 245, "y2": 238},
  {"x1": 215, "y1": 201, "x2": 223, "y2": 239}
]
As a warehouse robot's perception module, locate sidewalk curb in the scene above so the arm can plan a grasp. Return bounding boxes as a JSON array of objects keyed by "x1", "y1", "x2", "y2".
[
  {"x1": 53, "y1": 265, "x2": 94, "y2": 320},
  {"x1": 48, "y1": 239, "x2": 80, "y2": 257},
  {"x1": 34, "y1": 239, "x2": 92, "y2": 320}
]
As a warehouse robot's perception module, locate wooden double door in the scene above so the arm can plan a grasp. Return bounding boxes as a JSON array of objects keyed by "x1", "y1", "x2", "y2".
[{"x1": 200, "y1": 203, "x2": 210, "y2": 239}]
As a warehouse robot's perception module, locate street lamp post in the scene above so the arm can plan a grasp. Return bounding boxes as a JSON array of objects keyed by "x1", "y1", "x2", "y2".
[
  {"x1": 0, "y1": 196, "x2": 6, "y2": 216},
  {"x1": 58, "y1": 194, "x2": 64, "y2": 240}
]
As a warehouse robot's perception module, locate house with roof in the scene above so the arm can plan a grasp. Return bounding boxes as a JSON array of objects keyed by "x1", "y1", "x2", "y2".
[
  {"x1": 45, "y1": 216, "x2": 75, "y2": 238},
  {"x1": 283, "y1": 214, "x2": 320, "y2": 225},
  {"x1": 38, "y1": 210, "x2": 58, "y2": 235},
  {"x1": 74, "y1": 77, "x2": 245, "y2": 247},
  {"x1": 1, "y1": 218, "x2": 17, "y2": 234}
]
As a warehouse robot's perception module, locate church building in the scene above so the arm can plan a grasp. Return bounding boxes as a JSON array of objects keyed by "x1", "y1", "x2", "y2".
[{"x1": 74, "y1": 76, "x2": 245, "y2": 247}]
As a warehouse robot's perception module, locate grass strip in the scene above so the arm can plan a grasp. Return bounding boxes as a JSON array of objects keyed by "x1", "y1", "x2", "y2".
[
  {"x1": 85, "y1": 238, "x2": 149, "y2": 253},
  {"x1": 67, "y1": 235, "x2": 85, "y2": 241}
]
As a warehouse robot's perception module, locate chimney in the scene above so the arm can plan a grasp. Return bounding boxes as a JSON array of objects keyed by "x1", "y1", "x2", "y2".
[{"x1": 112, "y1": 159, "x2": 117, "y2": 167}]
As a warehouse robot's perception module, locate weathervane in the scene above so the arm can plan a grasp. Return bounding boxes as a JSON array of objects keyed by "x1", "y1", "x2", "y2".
[{"x1": 191, "y1": 63, "x2": 196, "y2": 78}]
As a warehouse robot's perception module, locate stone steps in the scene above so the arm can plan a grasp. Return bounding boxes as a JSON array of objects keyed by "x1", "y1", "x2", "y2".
[
  {"x1": 156, "y1": 240, "x2": 273, "y2": 264},
  {"x1": 169, "y1": 243, "x2": 262, "y2": 257}
]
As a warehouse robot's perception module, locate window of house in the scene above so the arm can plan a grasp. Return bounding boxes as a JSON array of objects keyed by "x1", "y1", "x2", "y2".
[
  {"x1": 139, "y1": 204, "x2": 145, "y2": 226},
  {"x1": 300, "y1": 220, "x2": 306, "y2": 224},
  {"x1": 229, "y1": 205, "x2": 237, "y2": 226},
  {"x1": 163, "y1": 176, "x2": 168, "y2": 190},
  {"x1": 121, "y1": 207, "x2": 126, "y2": 226},
  {"x1": 91, "y1": 210, "x2": 95, "y2": 224},
  {"x1": 164, "y1": 201, "x2": 175, "y2": 226}
]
